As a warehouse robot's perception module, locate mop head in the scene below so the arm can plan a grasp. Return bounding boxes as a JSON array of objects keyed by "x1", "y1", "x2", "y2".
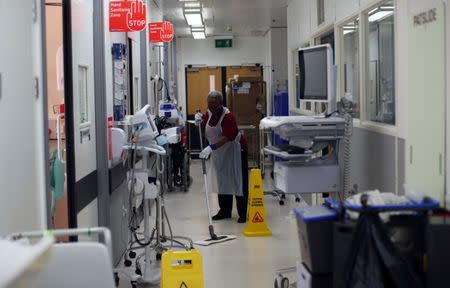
[{"x1": 194, "y1": 235, "x2": 237, "y2": 246}]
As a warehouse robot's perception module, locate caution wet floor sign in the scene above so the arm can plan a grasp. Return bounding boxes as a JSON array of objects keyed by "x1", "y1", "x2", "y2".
[
  {"x1": 161, "y1": 249, "x2": 204, "y2": 288},
  {"x1": 243, "y1": 169, "x2": 272, "y2": 237}
]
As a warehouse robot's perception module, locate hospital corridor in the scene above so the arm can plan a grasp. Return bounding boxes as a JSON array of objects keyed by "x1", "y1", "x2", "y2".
[{"x1": 1, "y1": 0, "x2": 450, "y2": 287}]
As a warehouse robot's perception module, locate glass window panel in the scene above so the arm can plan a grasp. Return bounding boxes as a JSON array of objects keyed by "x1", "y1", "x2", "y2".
[
  {"x1": 365, "y1": 1, "x2": 395, "y2": 125},
  {"x1": 341, "y1": 18, "x2": 360, "y2": 118}
]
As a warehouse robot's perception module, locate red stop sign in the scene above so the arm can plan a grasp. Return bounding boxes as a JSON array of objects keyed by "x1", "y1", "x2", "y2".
[
  {"x1": 149, "y1": 21, "x2": 174, "y2": 43},
  {"x1": 109, "y1": 0, "x2": 147, "y2": 32}
]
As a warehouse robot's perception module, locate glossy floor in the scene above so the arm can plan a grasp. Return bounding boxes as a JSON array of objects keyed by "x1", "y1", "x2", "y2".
[{"x1": 119, "y1": 160, "x2": 302, "y2": 288}]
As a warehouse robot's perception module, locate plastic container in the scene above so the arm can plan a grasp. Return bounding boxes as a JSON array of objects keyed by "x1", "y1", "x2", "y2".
[
  {"x1": 332, "y1": 221, "x2": 357, "y2": 287},
  {"x1": 294, "y1": 205, "x2": 337, "y2": 274},
  {"x1": 272, "y1": 92, "x2": 289, "y2": 161},
  {"x1": 113, "y1": 104, "x2": 124, "y2": 121},
  {"x1": 272, "y1": 92, "x2": 289, "y2": 116}
]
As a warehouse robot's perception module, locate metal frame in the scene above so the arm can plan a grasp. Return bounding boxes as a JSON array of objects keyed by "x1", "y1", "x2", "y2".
[
  {"x1": 93, "y1": 0, "x2": 110, "y2": 227},
  {"x1": 10, "y1": 227, "x2": 113, "y2": 266},
  {"x1": 140, "y1": 30, "x2": 149, "y2": 107},
  {"x1": 62, "y1": 0, "x2": 77, "y2": 231},
  {"x1": 40, "y1": 0, "x2": 52, "y2": 228}
]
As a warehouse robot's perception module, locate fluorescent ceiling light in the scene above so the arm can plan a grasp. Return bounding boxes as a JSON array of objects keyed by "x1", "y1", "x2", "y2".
[
  {"x1": 183, "y1": 4, "x2": 203, "y2": 26},
  {"x1": 184, "y1": 8, "x2": 201, "y2": 12},
  {"x1": 192, "y1": 31, "x2": 206, "y2": 39},
  {"x1": 368, "y1": 8, "x2": 378, "y2": 14},
  {"x1": 369, "y1": 10, "x2": 393, "y2": 22},
  {"x1": 343, "y1": 30, "x2": 355, "y2": 35},
  {"x1": 191, "y1": 26, "x2": 205, "y2": 32},
  {"x1": 184, "y1": 2, "x2": 201, "y2": 8},
  {"x1": 185, "y1": 13, "x2": 203, "y2": 26}
]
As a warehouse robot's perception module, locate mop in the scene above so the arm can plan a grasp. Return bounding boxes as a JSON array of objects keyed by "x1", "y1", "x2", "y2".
[{"x1": 194, "y1": 122, "x2": 237, "y2": 246}]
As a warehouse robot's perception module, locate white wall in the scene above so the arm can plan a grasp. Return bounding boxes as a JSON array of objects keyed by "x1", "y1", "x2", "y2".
[
  {"x1": 0, "y1": 0, "x2": 47, "y2": 234},
  {"x1": 270, "y1": 27, "x2": 288, "y2": 94},
  {"x1": 447, "y1": 0, "x2": 450, "y2": 207},
  {"x1": 176, "y1": 36, "x2": 270, "y2": 116},
  {"x1": 77, "y1": 198, "x2": 99, "y2": 228}
]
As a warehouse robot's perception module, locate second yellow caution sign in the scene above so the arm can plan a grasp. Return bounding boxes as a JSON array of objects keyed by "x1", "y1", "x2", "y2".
[
  {"x1": 161, "y1": 249, "x2": 204, "y2": 288},
  {"x1": 243, "y1": 169, "x2": 272, "y2": 237}
]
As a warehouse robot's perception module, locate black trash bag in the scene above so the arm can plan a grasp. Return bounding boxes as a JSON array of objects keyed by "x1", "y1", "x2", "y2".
[{"x1": 342, "y1": 210, "x2": 423, "y2": 288}]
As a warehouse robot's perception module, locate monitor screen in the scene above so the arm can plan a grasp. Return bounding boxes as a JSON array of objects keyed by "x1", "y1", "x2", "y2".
[{"x1": 299, "y1": 46, "x2": 329, "y2": 101}]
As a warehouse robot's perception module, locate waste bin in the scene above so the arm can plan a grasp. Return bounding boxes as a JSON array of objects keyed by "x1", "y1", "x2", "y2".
[{"x1": 294, "y1": 205, "x2": 337, "y2": 274}]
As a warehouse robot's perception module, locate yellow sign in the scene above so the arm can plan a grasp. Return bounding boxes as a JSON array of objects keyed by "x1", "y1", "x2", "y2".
[
  {"x1": 161, "y1": 249, "x2": 204, "y2": 288},
  {"x1": 243, "y1": 169, "x2": 272, "y2": 237}
]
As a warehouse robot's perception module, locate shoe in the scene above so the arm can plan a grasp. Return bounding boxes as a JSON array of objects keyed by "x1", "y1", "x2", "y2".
[
  {"x1": 237, "y1": 217, "x2": 246, "y2": 223},
  {"x1": 212, "y1": 212, "x2": 231, "y2": 221}
]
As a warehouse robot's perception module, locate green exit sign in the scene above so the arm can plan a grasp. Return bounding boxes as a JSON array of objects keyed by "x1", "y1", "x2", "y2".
[{"x1": 215, "y1": 39, "x2": 233, "y2": 48}]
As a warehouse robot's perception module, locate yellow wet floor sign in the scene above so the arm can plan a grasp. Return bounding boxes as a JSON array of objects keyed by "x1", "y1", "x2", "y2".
[
  {"x1": 161, "y1": 249, "x2": 204, "y2": 288},
  {"x1": 243, "y1": 169, "x2": 272, "y2": 237}
]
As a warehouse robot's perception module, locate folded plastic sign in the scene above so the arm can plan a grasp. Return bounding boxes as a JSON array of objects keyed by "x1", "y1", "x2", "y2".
[
  {"x1": 110, "y1": 0, "x2": 147, "y2": 32},
  {"x1": 149, "y1": 22, "x2": 174, "y2": 43}
]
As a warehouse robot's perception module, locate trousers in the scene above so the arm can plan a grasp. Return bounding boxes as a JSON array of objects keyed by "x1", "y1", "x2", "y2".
[{"x1": 217, "y1": 150, "x2": 249, "y2": 218}]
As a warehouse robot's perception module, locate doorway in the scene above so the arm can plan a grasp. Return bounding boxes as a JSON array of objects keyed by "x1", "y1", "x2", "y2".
[
  {"x1": 185, "y1": 65, "x2": 264, "y2": 164},
  {"x1": 46, "y1": 0, "x2": 69, "y2": 232}
]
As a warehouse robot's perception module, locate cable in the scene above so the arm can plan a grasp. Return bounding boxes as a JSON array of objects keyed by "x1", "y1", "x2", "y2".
[
  {"x1": 133, "y1": 227, "x2": 156, "y2": 247},
  {"x1": 343, "y1": 112, "x2": 353, "y2": 200},
  {"x1": 325, "y1": 110, "x2": 339, "y2": 118},
  {"x1": 162, "y1": 79, "x2": 170, "y2": 101},
  {"x1": 156, "y1": 154, "x2": 165, "y2": 175},
  {"x1": 163, "y1": 206, "x2": 174, "y2": 248}
]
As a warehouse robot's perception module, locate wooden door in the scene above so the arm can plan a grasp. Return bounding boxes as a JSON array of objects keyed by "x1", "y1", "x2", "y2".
[
  {"x1": 226, "y1": 66, "x2": 262, "y2": 83},
  {"x1": 186, "y1": 67, "x2": 222, "y2": 116}
]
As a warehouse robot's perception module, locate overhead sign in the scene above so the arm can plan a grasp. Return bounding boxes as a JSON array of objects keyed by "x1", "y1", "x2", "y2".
[
  {"x1": 109, "y1": 0, "x2": 147, "y2": 32},
  {"x1": 215, "y1": 39, "x2": 232, "y2": 48},
  {"x1": 149, "y1": 21, "x2": 174, "y2": 43}
]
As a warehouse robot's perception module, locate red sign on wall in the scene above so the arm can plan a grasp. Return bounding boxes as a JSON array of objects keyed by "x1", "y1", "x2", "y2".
[
  {"x1": 109, "y1": 0, "x2": 147, "y2": 32},
  {"x1": 149, "y1": 21, "x2": 174, "y2": 43}
]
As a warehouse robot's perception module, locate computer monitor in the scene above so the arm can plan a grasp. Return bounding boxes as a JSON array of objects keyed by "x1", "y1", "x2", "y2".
[{"x1": 298, "y1": 44, "x2": 335, "y2": 114}]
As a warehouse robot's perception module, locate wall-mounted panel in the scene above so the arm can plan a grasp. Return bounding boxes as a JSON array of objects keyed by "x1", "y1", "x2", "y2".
[{"x1": 348, "y1": 127, "x2": 397, "y2": 192}]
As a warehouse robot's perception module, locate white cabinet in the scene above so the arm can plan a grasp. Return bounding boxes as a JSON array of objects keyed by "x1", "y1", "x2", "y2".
[{"x1": 406, "y1": 0, "x2": 446, "y2": 203}]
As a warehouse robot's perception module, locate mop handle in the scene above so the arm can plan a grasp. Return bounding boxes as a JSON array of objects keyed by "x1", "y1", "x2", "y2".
[
  {"x1": 197, "y1": 119, "x2": 217, "y2": 238},
  {"x1": 198, "y1": 121, "x2": 207, "y2": 174}
]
